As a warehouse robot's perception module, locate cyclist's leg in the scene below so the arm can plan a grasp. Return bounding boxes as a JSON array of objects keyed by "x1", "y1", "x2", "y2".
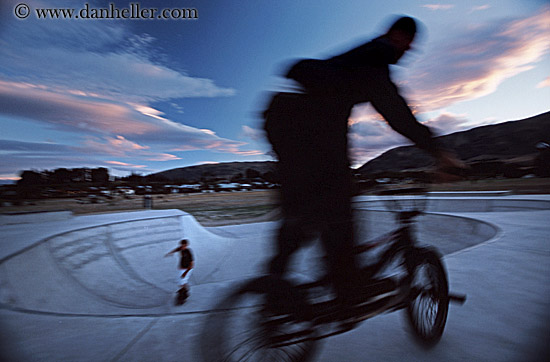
[
  {"x1": 268, "y1": 215, "x2": 306, "y2": 276},
  {"x1": 319, "y1": 177, "x2": 362, "y2": 301},
  {"x1": 322, "y1": 219, "x2": 361, "y2": 299},
  {"x1": 268, "y1": 142, "x2": 318, "y2": 277}
]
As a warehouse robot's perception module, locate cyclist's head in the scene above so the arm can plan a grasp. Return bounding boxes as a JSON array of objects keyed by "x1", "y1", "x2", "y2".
[
  {"x1": 385, "y1": 16, "x2": 418, "y2": 62},
  {"x1": 388, "y1": 16, "x2": 417, "y2": 37}
]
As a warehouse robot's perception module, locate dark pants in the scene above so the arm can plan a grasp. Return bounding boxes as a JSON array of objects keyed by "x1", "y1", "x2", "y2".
[{"x1": 265, "y1": 92, "x2": 359, "y2": 297}]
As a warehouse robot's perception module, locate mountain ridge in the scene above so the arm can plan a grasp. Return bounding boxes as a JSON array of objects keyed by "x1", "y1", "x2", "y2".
[
  {"x1": 150, "y1": 111, "x2": 549, "y2": 181},
  {"x1": 357, "y1": 111, "x2": 549, "y2": 175},
  {"x1": 152, "y1": 161, "x2": 277, "y2": 182}
]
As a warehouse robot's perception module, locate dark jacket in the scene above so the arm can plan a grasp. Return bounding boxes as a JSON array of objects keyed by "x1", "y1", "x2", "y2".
[{"x1": 283, "y1": 37, "x2": 438, "y2": 154}]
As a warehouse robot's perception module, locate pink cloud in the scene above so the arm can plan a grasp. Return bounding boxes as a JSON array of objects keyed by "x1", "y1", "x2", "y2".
[
  {"x1": 0, "y1": 80, "x2": 259, "y2": 157},
  {"x1": 232, "y1": 149, "x2": 265, "y2": 156},
  {"x1": 82, "y1": 136, "x2": 181, "y2": 161},
  {"x1": 0, "y1": 175, "x2": 21, "y2": 181},
  {"x1": 0, "y1": 81, "x2": 157, "y2": 135},
  {"x1": 108, "y1": 136, "x2": 149, "y2": 151},
  {"x1": 422, "y1": 4, "x2": 455, "y2": 11},
  {"x1": 537, "y1": 76, "x2": 550, "y2": 88},
  {"x1": 409, "y1": 8, "x2": 550, "y2": 110},
  {"x1": 144, "y1": 154, "x2": 182, "y2": 162},
  {"x1": 105, "y1": 161, "x2": 147, "y2": 168}
]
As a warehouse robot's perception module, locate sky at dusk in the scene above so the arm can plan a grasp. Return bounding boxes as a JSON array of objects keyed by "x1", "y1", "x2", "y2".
[{"x1": 0, "y1": 0, "x2": 549, "y2": 182}]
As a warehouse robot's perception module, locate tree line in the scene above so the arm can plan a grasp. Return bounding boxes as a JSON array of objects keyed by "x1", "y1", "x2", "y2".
[
  {"x1": 18, "y1": 168, "x2": 110, "y2": 186},
  {"x1": 7, "y1": 166, "x2": 279, "y2": 200}
]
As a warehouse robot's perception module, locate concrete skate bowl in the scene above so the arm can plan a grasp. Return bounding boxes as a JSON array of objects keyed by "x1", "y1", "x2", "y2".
[
  {"x1": 2, "y1": 197, "x2": 539, "y2": 317},
  {"x1": 0, "y1": 211, "x2": 232, "y2": 316},
  {"x1": 352, "y1": 209, "x2": 499, "y2": 256},
  {"x1": 283, "y1": 206, "x2": 500, "y2": 278},
  {"x1": 348, "y1": 196, "x2": 550, "y2": 263}
]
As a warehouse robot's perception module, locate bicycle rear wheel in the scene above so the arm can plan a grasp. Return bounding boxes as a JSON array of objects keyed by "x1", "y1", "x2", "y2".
[
  {"x1": 405, "y1": 247, "x2": 449, "y2": 347},
  {"x1": 200, "y1": 277, "x2": 317, "y2": 362}
]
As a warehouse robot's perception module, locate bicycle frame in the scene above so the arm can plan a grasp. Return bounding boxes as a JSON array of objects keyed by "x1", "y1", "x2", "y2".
[
  {"x1": 201, "y1": 190, "x2": 467, "y2": 361},
  {"x1": 265, "y1": 210, "x2": 428, "y2": 345}
]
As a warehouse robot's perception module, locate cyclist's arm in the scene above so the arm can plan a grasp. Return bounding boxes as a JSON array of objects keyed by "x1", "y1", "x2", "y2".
[
  {"x1": 368, "y1": 70, "x2": 439, "y2": 155},
  {"x1": 366, "y1": 70, "x2": 466, "y2": 178}
]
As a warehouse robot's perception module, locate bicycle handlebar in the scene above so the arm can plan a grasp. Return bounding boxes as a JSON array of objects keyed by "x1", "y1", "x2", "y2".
[{"x1": 375, "y1": 186, "x2": 429, "y2": 214}]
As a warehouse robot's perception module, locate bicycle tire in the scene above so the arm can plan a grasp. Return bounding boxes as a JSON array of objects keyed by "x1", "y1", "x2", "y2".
[
  {"x1": 405, "y1": 247, "x2": 449, "y2": 347},
  {"x1": 200, "y1": 277, "x2": 318, "y2": 362}
]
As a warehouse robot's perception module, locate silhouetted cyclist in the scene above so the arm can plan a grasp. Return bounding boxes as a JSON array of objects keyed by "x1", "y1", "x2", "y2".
[{"x1": 263, "y1": 16, "x2": 463, "y2": 302}]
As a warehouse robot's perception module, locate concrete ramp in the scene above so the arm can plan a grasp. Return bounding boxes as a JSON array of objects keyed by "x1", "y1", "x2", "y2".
[{"x1": 0, "y1": 210, "x2": 234, "y2": 315}]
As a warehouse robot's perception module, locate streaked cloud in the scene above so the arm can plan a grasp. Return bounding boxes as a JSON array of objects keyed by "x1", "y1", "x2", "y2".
[
  {"x1": 0, "y1": 0, "x2": 546, "y2": 178},
  {"x1": 470, "y1": 5, "x2": 491, "y2": 12},
  {"x1": 0, "y1": 139, "x2": 71, "y2": 154},
  {"x1": 410, "y1": 7, "x2": 550, "y2": 110},
  {"x1": 0, "y1": 81, "x2": 155, "y2": 135},
  {"x1": 422, "y1": 112, "x2": 471, "y2": 135},
  {"x1": 241, "y1": 125, "x2": 265, "y2": 142},
  {"x1": 0, "y1": 138, "x2": 168, "y2": 177},
  {"x1": 422, "y1": 4, "x2": 455, "y2": 11},
  {"x1": 0, "y1": 80, "x2": 251, "y2": 149},
  {"x1": 80, "y1": 136, "x2": 181, "y2": 161},
  {"x1": 0, "y1": 0, "x2": 261, "y2": 178},
  {"x1": 105, "y1": 161, "x2": 147, "y2": 169},
  {"x1": 537, "y1": 76, "x2": 550, "y2": 88},
  {"x1": 0, "y1": 78, "x2": 260, "y2": 162},
  {"x1": 0, "y1": 1, "x2": 234, "y2": 104}
]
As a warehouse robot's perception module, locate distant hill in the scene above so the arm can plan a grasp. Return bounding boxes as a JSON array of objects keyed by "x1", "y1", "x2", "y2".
[
  {"x1": 357, "y1": 111, "x2": 550, "y2": 175},
  {"x1": 152, "y1": 161, "x2": 277, "y2": 183}
]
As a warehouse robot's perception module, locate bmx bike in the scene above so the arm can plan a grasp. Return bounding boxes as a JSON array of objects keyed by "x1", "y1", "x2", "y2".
[{"x1": 200, "y1": 187, "x2": 466, "y2": 362}]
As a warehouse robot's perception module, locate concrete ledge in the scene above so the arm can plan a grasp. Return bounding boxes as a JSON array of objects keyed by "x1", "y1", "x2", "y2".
[
  {"x1": 0, "y1": 210, "x2": 73, "y2": 225},
  {"x1": 428, "y1": 191, "x2": 512, "y2": 197},
  {"x1": 355, "y1": 197, "x2": 550, "y2": 212}
]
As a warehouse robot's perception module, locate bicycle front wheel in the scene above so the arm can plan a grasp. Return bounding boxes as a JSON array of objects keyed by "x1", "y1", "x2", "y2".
[
  {"x1": 200, "y1": 277, "x2": 317, "y2": 362},
  {"x1": 405, "y1": 247, "x2": 449, "y2": 347}
]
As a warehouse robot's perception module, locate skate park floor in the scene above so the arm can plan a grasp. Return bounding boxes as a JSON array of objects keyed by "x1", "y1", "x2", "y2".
[{"x1": 1, "y1": 193, "x2": 549, "y2": 361}]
